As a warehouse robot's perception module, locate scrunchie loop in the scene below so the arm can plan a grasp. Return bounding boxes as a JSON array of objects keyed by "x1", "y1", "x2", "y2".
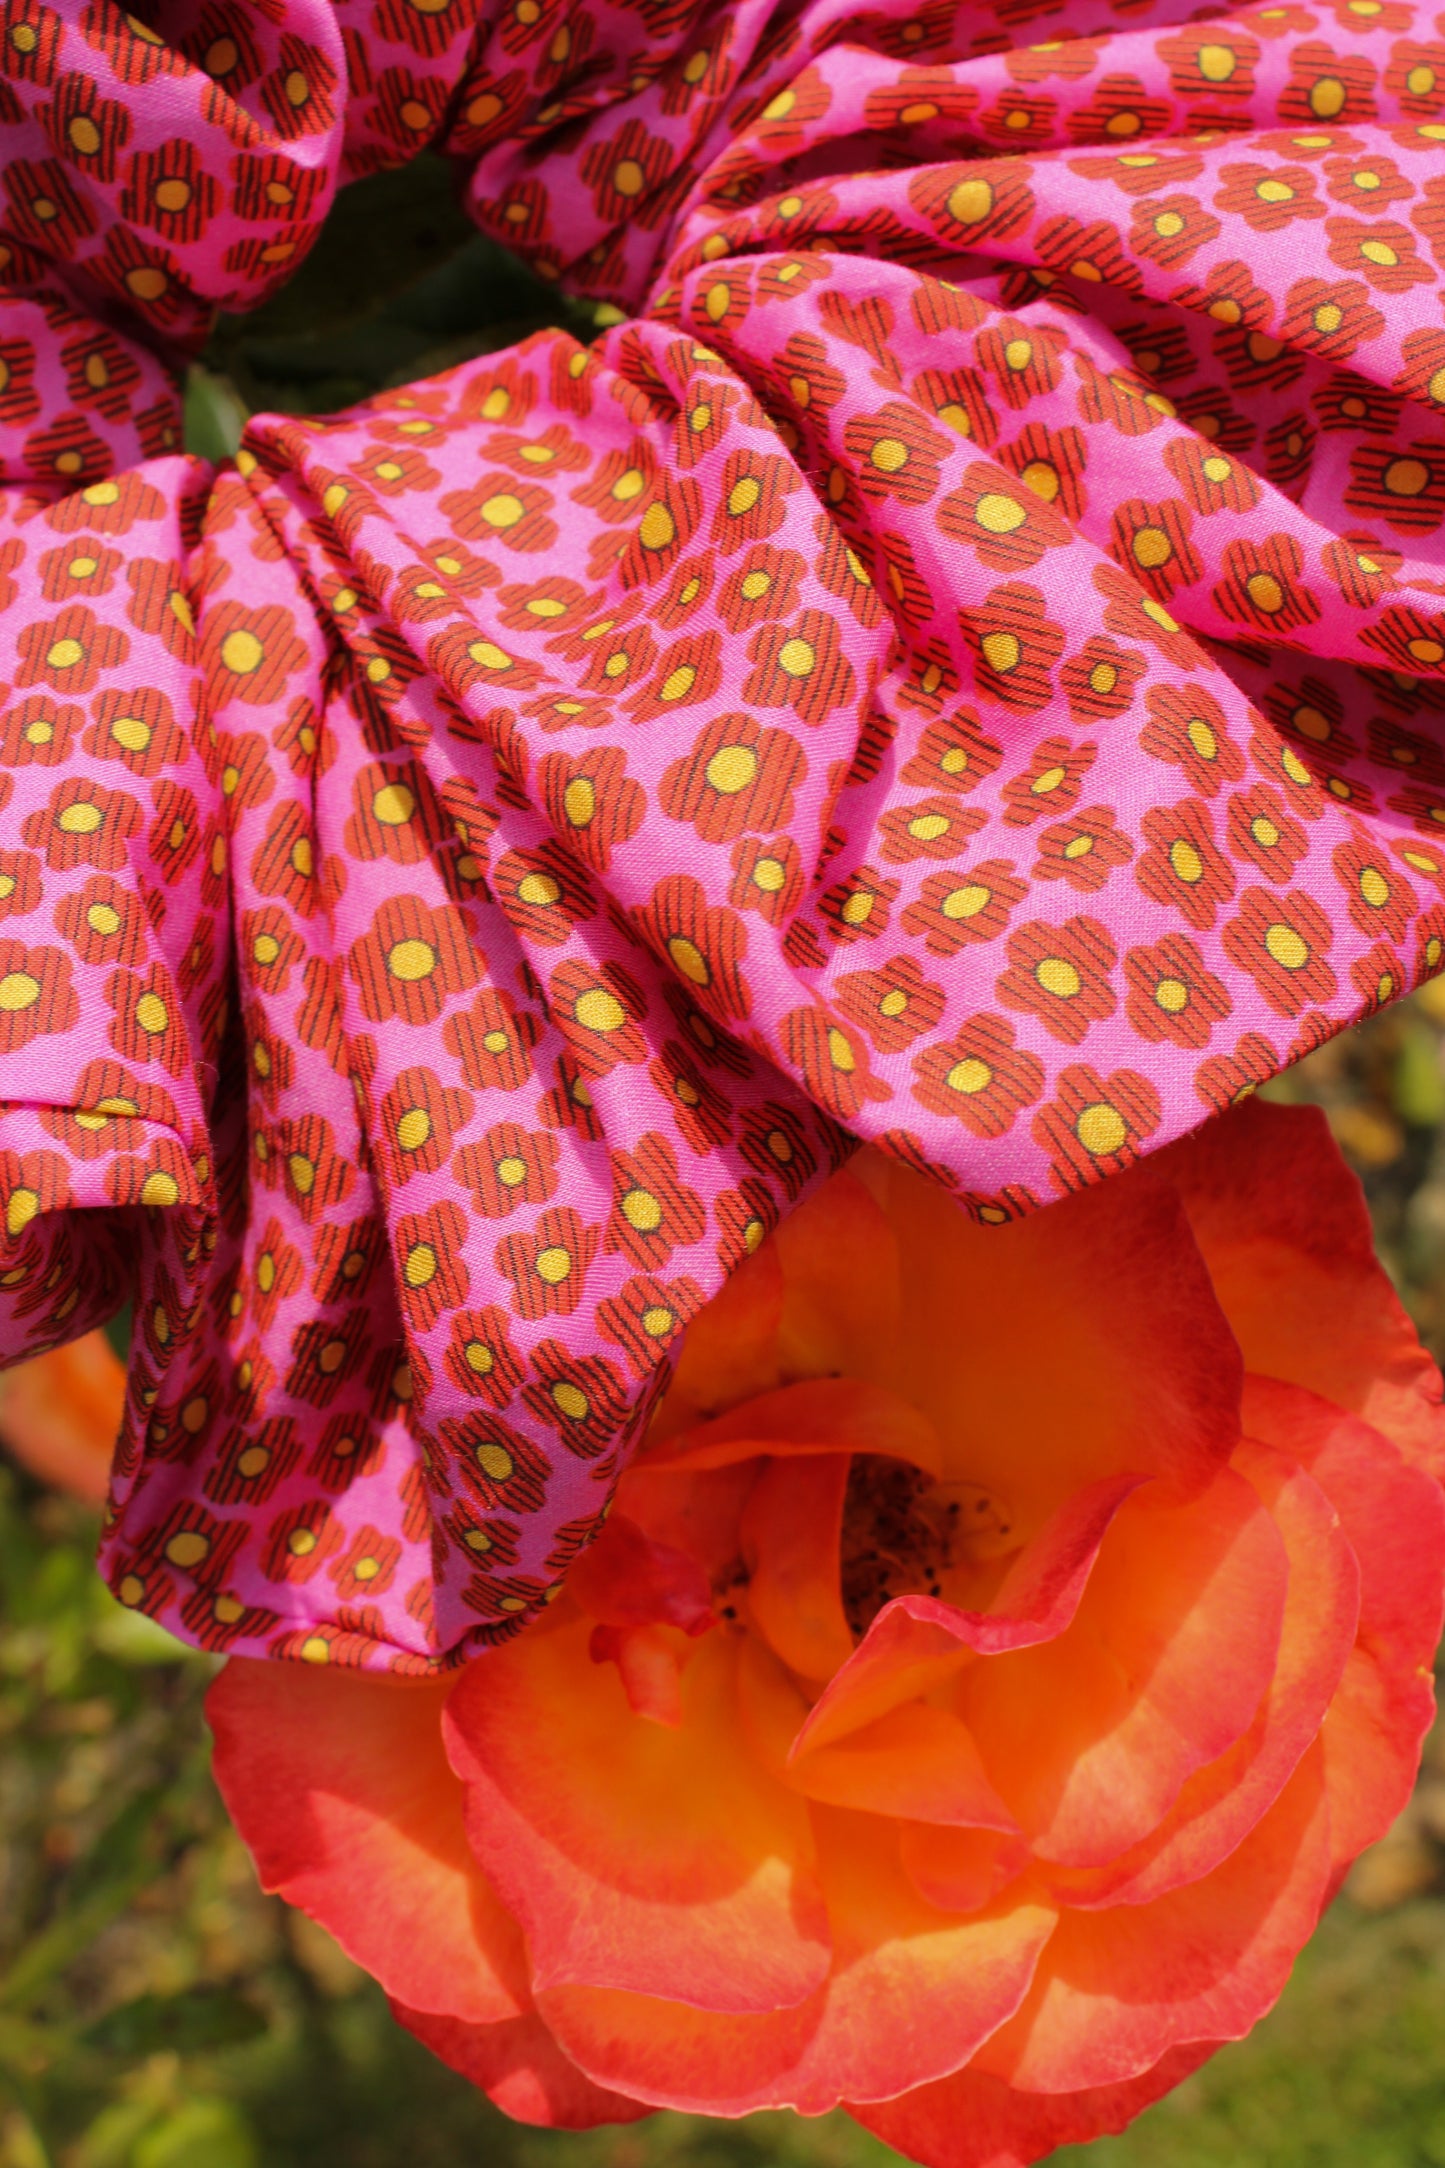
[{"x1": 2, "y1": 0, "x2": 1444, "y2": 1666}]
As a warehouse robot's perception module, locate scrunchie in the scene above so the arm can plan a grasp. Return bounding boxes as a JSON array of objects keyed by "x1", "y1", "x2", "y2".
[{"x1": 2, "y1": 0, "x2": 1444, "y2": 1669}]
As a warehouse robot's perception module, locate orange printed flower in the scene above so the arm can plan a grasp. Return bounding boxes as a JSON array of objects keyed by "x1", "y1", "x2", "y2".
[{"x1": 211, "y1": 1106, "x2": 1445, "y2": 2167}]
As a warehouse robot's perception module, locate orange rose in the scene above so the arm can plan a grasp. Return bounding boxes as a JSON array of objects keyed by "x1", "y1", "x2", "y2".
[
  {"x1": 0, "y1": 1328, "x2": 123, "y2": 1504},
  {"x1": 209, "y1": 1102, "x2": 1445, "y2": 2166}
]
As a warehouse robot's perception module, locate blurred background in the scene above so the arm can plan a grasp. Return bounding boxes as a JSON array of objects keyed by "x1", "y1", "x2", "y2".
[{"x1": 5, "y1": 154, "x2": 1445, "y2": 2168}]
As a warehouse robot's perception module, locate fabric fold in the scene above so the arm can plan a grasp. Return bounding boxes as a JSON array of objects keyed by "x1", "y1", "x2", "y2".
[{"x1": 2, "y1": 0, "x2": 1445, "y2": 1666}]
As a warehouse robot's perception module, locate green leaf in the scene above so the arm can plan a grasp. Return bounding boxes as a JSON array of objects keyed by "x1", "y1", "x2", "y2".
[
  {"x1": 102, "y1": 1304, "x2": 132, "y2": 1365},
  {"x1": 0, "y1": 1770, "x2": 202, "y2": 2010},
  {"x1": 132, "y1": 2098, "x2": 258, "y2": 2168},
  {"x1": 181, "y1": 369, "x2": 247, "y2": 464},
  {"x1": 83, "y1": 1989, "x2": 266, "y2": 2058},
  {"x1": 90, "y1": 1596, "x2": 203, "y2": 1669},
  {"x1": 70, "y1": 2093, "x2": 160, "y2": 2168},
  {"x1": 203, "y1": 153, "x2": 594, "y2": 421},
  {"x1": 1394, "y1": 1023, "x2": 1445, "y2": 1129}
]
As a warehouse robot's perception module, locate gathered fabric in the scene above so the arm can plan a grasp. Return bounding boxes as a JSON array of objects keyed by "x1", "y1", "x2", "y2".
[{"x1": 2, "y1": 0, "x2": 1444, "y2": 1666}]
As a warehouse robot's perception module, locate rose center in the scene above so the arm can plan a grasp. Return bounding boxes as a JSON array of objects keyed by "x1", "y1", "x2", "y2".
[{"x1": 839, "y1": 1455, "x2": 1015, "y2": 1637}]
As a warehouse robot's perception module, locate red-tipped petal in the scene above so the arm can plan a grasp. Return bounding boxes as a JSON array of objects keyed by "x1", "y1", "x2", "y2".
[
  {"x1": 1244, "y1": 1380, "x2": 1445, "y2": 1675},
  {"x1": 443, "y1": 1615, "x2": 831, "y2": 2013},
  {"x1": 618, "y1": 1456, "x2": 761, "y2": 1593},
  {"x1": 207, "y1": 1660, "x2": 524, "y2": 2024},
  {"x1": 393, "y1": 2002, "x2": 651, "y2": 2130},
  {"x1": 853, "y1": 2042, "x2": 1216, "y2": 2168},
  {"x1": 963, "y1": 1466, "x2": 1289, "y2": 1868},
  {"x1": 537, "y1": 1974, "x2": 826, "y2": 2116},
  {"x1": 1043, "y1": 1438, "x2": 1358, "y2": 1908},
  {"x1": 567, "y1": 1511, "x2": 714, "y2": 1634},
  {"x1": 1161, "y1": 1100, "x2": 1445, "y2": 1475},
  {"x1": 538, "y1": 1814, "x2": 1055, "y2": 2116},
  {"x1": 972, "y1": 1743, "x2": 1330, "y2": 2094},
  {"x1": 1244, "y1": 1377, "x2": 1445, "y2": 1868}
]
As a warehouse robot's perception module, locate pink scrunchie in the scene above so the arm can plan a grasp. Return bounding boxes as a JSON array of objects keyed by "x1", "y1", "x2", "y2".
[{"x1": 2, "y1": 0, "x2": 1444, "y2": 1666}]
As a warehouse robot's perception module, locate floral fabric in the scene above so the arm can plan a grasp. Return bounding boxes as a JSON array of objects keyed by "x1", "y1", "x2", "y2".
[{"x1": 1, "y1": 0, "x2": 1445, "y2": 1667}]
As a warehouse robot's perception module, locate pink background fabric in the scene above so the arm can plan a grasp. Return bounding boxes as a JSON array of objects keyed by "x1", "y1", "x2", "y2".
[{"x1": 1, "y1": 0, "x2": 1445, "y2": 1666}]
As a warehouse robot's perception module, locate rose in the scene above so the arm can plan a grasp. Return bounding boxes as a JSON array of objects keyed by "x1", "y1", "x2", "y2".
[
  {"x1": 0, "y1": 1330, "x2": 124, "y2": 1505},
  {"x1": 209, "y1": 1101, "x2": 1445, "y2": 2168}
]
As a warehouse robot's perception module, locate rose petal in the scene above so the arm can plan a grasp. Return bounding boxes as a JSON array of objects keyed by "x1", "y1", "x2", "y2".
[
  {"x1": 567, "y1": 1510, "x2": 714, "y2": 1634},
  {"x1": 971, "y1": 1742, "x2": 1330, "y2": 2093},
  {"x1": 772, "y1": 1163, "x2": 905, "y2": 1377},
  {"x1": 654, "y1": 1167, "x2": 899, "y2": 1441},
  {"x1": 618, "y1": 1457, "x2": 761, "y2": 1591},
  {"x1": 538, "y1": 1974, "x2": 825, "y2": 2115},
  {"x1": 1244, "y1": 1376, "x2": 1445, "y2": 1869},
  {"x1": 394, "y1": 2002, "x2": 651, "y2": 2130},
  {"x1": 900, "y1": 1825, "x2": 1033, "y2": 1914},
  {"x1": 1245, "y1": 1379, "x2": 1445, "y2": 1677},
  {"x1": 741, "y1": 1452, "x2": 855, "y2": 1682},
  {"x1": 1042, "y1": 1438, "x2": 1359, "y2": 1907},
  {"x1": 647, "y1": 1375, "x2": 943, "y2": 1477},
  {"x1": 589, "y1": 1623, "x2": 688, "y2": 1726},
  {"x1": 1160, "y1": 1100, "x2": 1445, "y2": 1476},
  {"x1": 864, "y1": 1154, "x2": 1244, "y2": 1537},
  {"x1": 538, "y1": 1811, "x2": 1055, "y2": 2115},
  {"x1": 962, "y1": 1466, "x2": 1289, "y2": 1868},
  {"x1": 649, "y1": 1239, "x2": 787, "y2": 1446},
  {"x1": 791, "y1": 1699, "x2": 1019, "y2": 1830},
  {"x1": 207, "y1": 1660, "x2": 524, "y2": 2025},
  {"x1": 853, "y1": 2042, "x2": 1217, "y2": 2168},
  {"x1": 0, "y1": 1330, "x2": 123, "y2": 1504},
  {"x1": 792, "y1": 1472, "x2": 1143, "y2": 1759},
  {"x1": 443, "y1": 1616, "x2": 831, "y2": 2012}
]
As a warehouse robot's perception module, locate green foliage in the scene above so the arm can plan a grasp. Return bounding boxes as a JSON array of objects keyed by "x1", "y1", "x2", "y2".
[{"x1": 188, "y1": 151, "x2": 601, "y2": 448}]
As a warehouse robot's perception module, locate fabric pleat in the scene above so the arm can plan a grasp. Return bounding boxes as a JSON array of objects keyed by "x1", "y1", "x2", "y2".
[{"x1": 1, "y1": 0, "x2": 1444, "y2": 1665}]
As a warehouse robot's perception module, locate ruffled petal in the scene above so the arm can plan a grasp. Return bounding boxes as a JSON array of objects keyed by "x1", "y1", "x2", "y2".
[
  {"x1": 1041, "y1": 1437, "x2": 1358, "y2": 1907},
  {"x1": 791, "y1": 1472, "x2": 1143, "y2": 1758},
  {"x1": 392, "y1": 2004, "x2": 650, "y2": 2131},
  {"x1": 537, "y1": 1814, "x2": 1055, "y2": 2116},
  {"x1": 853, "y1": 2043, "x2": 1217, "y2": 2168},
  {"x1": 1243, "y1": 1377, "x2": 1445, "y2": 1871},
  {"x1": 971, "y1": 1743, "x2": 1331, "y2": 2094},
  {"x1": 1161, "y1": 1101, "x2": 1445, "y2": 1476},
  {"x1": 207, "y1": 1660, "x2": 524, "y2": 2024},
  {"x1": 961, "y1": 1466, "x2": 1289, "y2": 1868},
  {"x1": 442, "y1": 1616, "x2": 831, "y2": 2012}
]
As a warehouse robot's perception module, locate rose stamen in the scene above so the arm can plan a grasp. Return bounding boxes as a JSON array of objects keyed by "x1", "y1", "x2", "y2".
[{"x1": 839, "y1": 1456, "x2": 1015, "y2": 1636}]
